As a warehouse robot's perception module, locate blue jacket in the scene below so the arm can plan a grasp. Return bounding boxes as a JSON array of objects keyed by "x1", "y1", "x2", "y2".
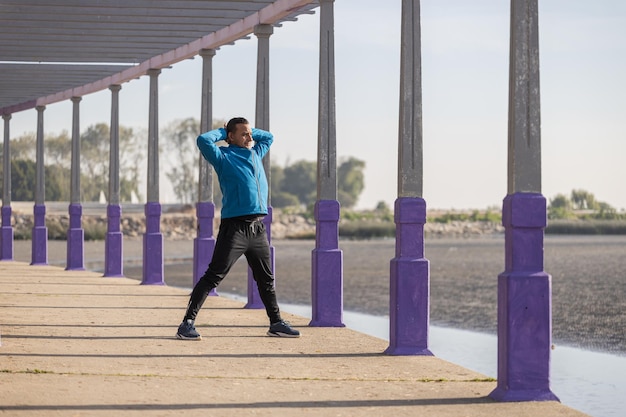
[{"x1": 197, "y1": 127, "x2": 273, "y2": 219}]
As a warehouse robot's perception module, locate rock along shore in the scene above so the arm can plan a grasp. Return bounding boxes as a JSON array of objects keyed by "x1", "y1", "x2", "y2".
[{"x1": 9, "y1": 209, "x2": 503, "y2": 240}]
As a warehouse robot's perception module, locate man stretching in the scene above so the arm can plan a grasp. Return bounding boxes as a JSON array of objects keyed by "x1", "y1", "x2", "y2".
[{"x1": 176, "y1": 117, "x2": 300, "y2": 340}]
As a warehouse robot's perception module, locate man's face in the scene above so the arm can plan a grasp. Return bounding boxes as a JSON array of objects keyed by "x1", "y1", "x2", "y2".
[{"x1": 228, "y1": 123, "x2": 254, "y2": 149}]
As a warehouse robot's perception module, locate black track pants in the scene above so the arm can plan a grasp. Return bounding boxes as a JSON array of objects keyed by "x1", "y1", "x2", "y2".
[{"x1": 182, "y1": 217, "x2": 281, "y2": 324}]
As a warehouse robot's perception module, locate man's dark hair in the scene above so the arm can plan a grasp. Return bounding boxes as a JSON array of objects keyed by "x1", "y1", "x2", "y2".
[{"x1": 226, "y1": 117, "x2": 249, "y2": 134}]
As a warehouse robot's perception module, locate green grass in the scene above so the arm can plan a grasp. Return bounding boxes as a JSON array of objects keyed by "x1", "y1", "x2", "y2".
[{"x1": 546, "y1": 219, "x2": 626, "y2": 235}]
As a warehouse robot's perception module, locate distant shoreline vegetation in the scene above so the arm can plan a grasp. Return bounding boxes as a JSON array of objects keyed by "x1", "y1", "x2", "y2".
[
  {"x1": 545, "y1": 189, "x2": 626, "y2": 235},
  {"x1": 337, "y1": 188, "x2": 626, "y2": 238},
  {"x1": 545, "y1": 219, "x2": 626, "y2": 235},
  {"x1": 336, "y1": 208, "x2": 626, "y2": 239},
  {"x1": 8, "y1": 188, "x2": 626, "y2": 240},
  {"x1": 8, "y1": 208, "x2": 626, "y2": 241}
]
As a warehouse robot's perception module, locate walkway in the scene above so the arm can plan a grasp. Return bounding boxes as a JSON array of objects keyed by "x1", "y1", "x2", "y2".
[{"x1": 0, "y1": 261, "x2": 588, "y2": 417}]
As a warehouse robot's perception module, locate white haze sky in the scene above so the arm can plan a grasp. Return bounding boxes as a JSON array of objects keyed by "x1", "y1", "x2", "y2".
[{"x1": 8, "y1": 0, "x2": 626, "y2": 211}]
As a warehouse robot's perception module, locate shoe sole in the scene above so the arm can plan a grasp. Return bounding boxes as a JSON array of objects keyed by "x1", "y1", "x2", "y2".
[
  {"x1": 267, "y1": 331, "x2": 300, "y2": 338},
  {"x1": 176, "y1": 333, "x2": 202, "y2": 341}
]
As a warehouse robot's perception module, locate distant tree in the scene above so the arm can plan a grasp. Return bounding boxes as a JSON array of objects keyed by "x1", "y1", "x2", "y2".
[
  {"x1": 79, "y1": 123, "x2": 142, "y2": 202},
  {"x1": 549, "y1": 194, "x2": 571, "y2": 210},
  {"x1": 45, "y1": 130, "x2": 72, "y2": 169},
  {"x1": 80, "y1": 123, "x2": 110, "y2": 200},
  {"x1": 208, "y1": 119, "x2": 227, "y2": 207},
  {"x1": 161, "y1": 117, "x2": 228, "y2": 204},
  {"x1": 44, "y1": 164, "x2": 68, "y2": 201},
  {"x1": 270, "y1": 165, "x2": 285, "y2": 197},
  {"x1": 8, "y1": 159, "x2": 36, "y2": 201},
  {"x1": 3, "y1": 125, "x2": 144, "y2": 202},
  {"x1": 571, "y1": 189, "x2": 598, "y2": 210},
  {"x1": 271, "y1": 191, "x2": 301, "y2": 208},
  {"x1": 212, "y1": 174, "x2": 222, "y2": 209},
  {"x1": 44, "y1": 131, "x2": 72, "y2": 200},
  {"x1": 271, "y1": 157, "x2": 367, "y2": 209},
  {"x1": 375, "y1": 200, "x2": 391, "y2": 212},
  {"x1": 596, "y1": 202, "x2": 618, "y2": 219},
  {"x1": 2, "y1": 159, "x2": 69, "y2": 201},
  {"x1": 118, "y1": 126, "x2": 144, "y2": 202},
  {"x1": 162, "y1": 118, "x2": 199, "y2": 203},
  {"x1": 7, "y1": 132, "x2": 36, "y2": 161},
  {"x1": 270, "y1": 164, "x2": 300, "y2": 208},
  {"x1": 8, "y1": 131, "x2": 73, "y2": 166},
  {"x1": 0, "y1": 131, "x2": 72, "y2": 201},
  {"x1": 281, "y1": 160, "x2": 317, "y2": 206},
  {"x1": 548, "y1": 189, "x2": 623, "y2": 220},
  {"x1": 337, "y1": 157, "x2": 365, "y2": 208},
  {"x1": 548, "y1": 193, "x2": 574, "y2": 219}
]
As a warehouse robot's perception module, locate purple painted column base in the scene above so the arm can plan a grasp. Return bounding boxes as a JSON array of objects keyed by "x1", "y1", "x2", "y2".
[
  {"x1": 142, "y1": 202, "x2": 164, "y2": 285},
  {"x1": 310, "y1": 200, "x2": 344, "y2": 327},
  {"x1": 66, "y1": 203, "x2": 85, "y2": 271},
  {"x1": 31, "y1": 204, "x2": 48, "y2": 266},
  {"x1": 104, "y1": 204, "x2": 124, "y2": 277},
  {"x1": 1, "y1": 206, "x2": 14, "y2": 261},
  {"x1": 385, "y1": 197, "x2": 433, "y2": 356},
  {"x1": 193, "y1": 201, "x2": 216, "y2": 295},
  {"x1": 489, "y1": 193, "x2": 559, "y2": 402},
  {"x1": 245, "y1": 206, "x2": 275, "y2": 309}
]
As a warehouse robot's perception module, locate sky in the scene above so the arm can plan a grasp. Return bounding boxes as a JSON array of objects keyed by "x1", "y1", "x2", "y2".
[{"x1": 7, "y1": 0, "x2": 626, "y2": 211}]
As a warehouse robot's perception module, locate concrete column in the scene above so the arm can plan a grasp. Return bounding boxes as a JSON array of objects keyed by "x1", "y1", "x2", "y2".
[
  {"x1": 142, "y1": 69, "x2": 164, "y2": 285},
  {"x1": 254, "y1": 24, "x2": 273, "y2": 181},
  {"x1": 246, "y1": 23, "x2": 275, "y2": 309},
  {"x1": 194, "y1": 49, "x2": 217, "y2": 292},
  {"x1": 31, "y1": 105, "x2": 47, "y2": 265},
  {"x1": 489, "y1": 0, "x2": 559, "y2": 402},
  {"x1": 104, "y1": 84, "x2": 124, "y2": 277},
  {"x1": 386, "y1": 0, "x2": 432, "y2": 356},
  {"x1": 310, "y1": 0, "x2": 344, "y2": 328},
  {"x1": 108, "y1": 86, "x2": 122, "y2": 206},
  {"x1": 66, "y1": 96, "x2": 85, "y2": 271},
  {"x1": 69, "y1": 97, "x2": 82, "y2": 205},
  {"x1": 1, "y1": 113, "x2": 13, "y2": 261}
]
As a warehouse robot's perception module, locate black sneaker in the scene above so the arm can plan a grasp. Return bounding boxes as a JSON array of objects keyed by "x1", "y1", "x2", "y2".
[
  {"x1": 176, "y1": 320, "x2": 202, "y2": 340},
  {"x1": 267, "y1": 320, "x2": 300, "y2": 338}
]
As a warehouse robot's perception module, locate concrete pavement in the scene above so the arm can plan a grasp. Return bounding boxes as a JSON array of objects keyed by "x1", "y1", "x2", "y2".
[{"x1": 0, "y1": 260, "x2": 589, "y2": 417}]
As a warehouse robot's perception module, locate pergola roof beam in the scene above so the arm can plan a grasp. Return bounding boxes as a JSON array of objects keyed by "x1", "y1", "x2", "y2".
[{"x1": 0, "y1": 0, "x2": 319, "y2": 114}]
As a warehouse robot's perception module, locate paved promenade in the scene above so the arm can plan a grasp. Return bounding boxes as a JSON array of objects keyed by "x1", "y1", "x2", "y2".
[{"x1": 0, "y1": 260, "x2": 589, "y2": 417}]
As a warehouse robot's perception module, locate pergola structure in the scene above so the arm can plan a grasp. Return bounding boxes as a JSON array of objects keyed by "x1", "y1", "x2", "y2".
[
  {"x1": 1, "y1": 0, "x2": 558, "y2": 403},
  {"x1": 0, "y1": 0, "x2": 319, "y2": 113}
]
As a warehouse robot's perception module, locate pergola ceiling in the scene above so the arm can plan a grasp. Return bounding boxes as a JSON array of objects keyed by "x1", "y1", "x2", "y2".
[{"x1": 0, "y1": 0, "x2": 318, "y2": 115}]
